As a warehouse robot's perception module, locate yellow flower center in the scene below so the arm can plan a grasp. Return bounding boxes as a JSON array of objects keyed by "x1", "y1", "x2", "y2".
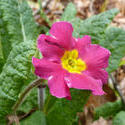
[{"x1": 61, "y1": 49, "x2": 86, "y2": 74}]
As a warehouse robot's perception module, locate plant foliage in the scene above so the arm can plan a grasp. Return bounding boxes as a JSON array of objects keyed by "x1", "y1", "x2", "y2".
[{"x1": 0, "y1": 1, "x2": 125, "y2": 124}]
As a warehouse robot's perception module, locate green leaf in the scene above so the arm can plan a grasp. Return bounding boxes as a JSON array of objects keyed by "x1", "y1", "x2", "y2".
[
  {"x1": 119, "y1": 60, "x2": 125, "y2": 66},
  {"x1": 61, "y1": 3, "x2": 77, "y2": 22},
  {"x1": 101, "y1": 27, "x2": 125, "y2": 73},
  {"x1": 94, "y1": 100, "x2": 123, "y2": 120},
  {"x1": 44, "y1": 93, "x2": 57, "y2": 114},
  {"x1": 61, "y1": 5, "x2": 119, "y2": 40},
  {"x1": 79, "y1": 8, "x2": 119, "y2": 41},
  {"x1": 17, "y1": 72, "x2": 37, "y2": 113},
  {"x1": 0, "y1": 9, "x2": 11, "y2": 72},
  {"x1": 113, "y1": 111, "x2": 125, "y2": 125},
  {"x1": 0, "y1": 0, "x2": 38, "y2": 121},
  {"x1": 0, "y1": 39, "x2": 3, "y2": 59},
  {"x1": 0, "y1": 0, "x2": 38, "y2": 46},
  {"x1": 60, "y1": 3, "x2": 82, "y2": 37},
  {"x1": 46, "y1": 89, "x2": 90, "y2": 125},
  {"x1": 20, "y1": 111, "x2": 46, "y2": 125},
  {"x1": 0, "y1": 41, "x2": 36, "y2": 120},
  {"x1": 18, "y1": 88, "x2": 38, "y2": 113},
  {"x1": 0, "y1": 40, "x2": 4, "y2": 68}
]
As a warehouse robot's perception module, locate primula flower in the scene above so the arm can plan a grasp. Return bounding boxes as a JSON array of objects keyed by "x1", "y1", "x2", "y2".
[{"x1": 32, "y1": 21, "x2": 110, "y2": 99}]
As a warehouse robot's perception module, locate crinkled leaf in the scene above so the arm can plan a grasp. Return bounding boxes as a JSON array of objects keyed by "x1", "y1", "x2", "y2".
[
  {"x1": 0, "y1": 40, "x2": 3, "y2": 59},
  {"x1": 61, "y1": 3, "x2": 77, "y2": 21},
  {"x1": 20, "y1": 111, "x2": 46, "y2": 125},
  {"x1": 0, "y1": 0, "x2": 38, "y2": 121},
  {"x1": 0, "y1": 0, "x2": 38, "y2": 46},
  {"x1": 0, "y1": 40, "x2": 4, "y2": 70},
  {"x1": 0, "y1": 41, "x2": 36, "y2": 121},
  {"x1": 94, "y1": 100, "x2": 123, "y2": 120},
  {"x1": 61, "y1": 4, "x2": 119, "y2": 39},
  {"x1": 17, "y1": 72, "x2": 37, "y2": 113},
  {"x1": 46, "y1": 89, "x2": 90, "y2": 125},
  {"x1": 18, "y1": 88, "x2": 37, "y2": 113},
  {"x1": 79, "y1": 8, "x2": 119, "y2": 42},
  {"x1": 101, "y1": 27, "x2": 125, "y2": 73},
  {"x1": 0, "y1": 10, "x2": 11, "y2": 72},
  {"x1": 113, "y1": 111, "x2": 125, "y2": 125}
]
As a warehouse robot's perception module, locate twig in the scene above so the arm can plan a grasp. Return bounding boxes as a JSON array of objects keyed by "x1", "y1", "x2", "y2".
[
  {"x1": 8, "y1": 109, "x2": 37, "y2": 125},
  {"x1": 12, "y1": 78, "x2": 45, "y2": 113},
  {"x1": 110, "y1": 74, "x2": 125, "y2": 105},
  {"x1": 8, "y1": 115, "x2": 20, "y2": 125},
  {"x1": 19, "y1": 108, "x2": 37, "y2": 121}
]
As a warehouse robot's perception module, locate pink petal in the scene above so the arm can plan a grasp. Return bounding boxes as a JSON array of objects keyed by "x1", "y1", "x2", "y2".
[
  {"x1": 80, "y1": 44, "x2": 110, "y2": 68},
  {"x1": 48, "y1": 72, "x2": 71, "y2": 98},
  {"x1": 32, "y1": 57, "x2": 62, "y2": 79},
  {"x1": 86, "y1": 69, "x2": 108, "y2": 84},
  {"x1": 65, "y1": 73, "x2": 105, "y2": 95},
  {"x1": 75, "y1": 35, "x2": 91, "y2": 51},
  {"x1": 32, "y1": 57, "x2": 70, "y2": 98},
  {"x1": 49, "y1": 21, "x2": 73, "y2": 49},
  {"x1": 37, "y1": 34, "x2": 64, "y2": 62}
]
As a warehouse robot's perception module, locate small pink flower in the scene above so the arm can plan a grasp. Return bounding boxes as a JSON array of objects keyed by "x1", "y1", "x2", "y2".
[{"x1": 32, "y1": 21, "x2": 110, "y2": 99}]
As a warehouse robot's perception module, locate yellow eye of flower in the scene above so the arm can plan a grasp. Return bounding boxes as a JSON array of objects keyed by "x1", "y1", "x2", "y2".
[{"x1": 61, "y1": 49, "x2": 86, "y2": 74}]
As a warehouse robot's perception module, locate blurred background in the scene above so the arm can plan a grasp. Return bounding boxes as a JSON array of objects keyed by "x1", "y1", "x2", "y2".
[{"x1": 29, "y1": 0, "x2": 125, "y2": 28}]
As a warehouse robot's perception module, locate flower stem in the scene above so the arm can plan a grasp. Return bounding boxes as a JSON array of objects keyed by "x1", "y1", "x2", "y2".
[
  {"x1": 12, "y1": 78, "x2": 45, "y2": 113},
  {"x1": 38, "y1": 84, "x2": 46, "y2": 111}
]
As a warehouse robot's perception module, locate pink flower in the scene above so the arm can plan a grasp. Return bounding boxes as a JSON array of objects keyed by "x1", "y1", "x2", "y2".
[{"x1": 32, "y1": 21, "x2": 110, "y2": 99}]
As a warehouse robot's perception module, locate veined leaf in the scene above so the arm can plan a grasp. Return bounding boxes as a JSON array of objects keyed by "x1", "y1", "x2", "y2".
[
  {"x1": 0, "y1": 0, "x2": 38, "y2": 121},
  {"x1": 18, "y1": 87, "x2": 38, "y2": 113},
  {"x1": 0, "y1": 9, "x2": 12, "y2": 73},
  {"x1": 0, "y1": 40, "x2": 4, "y2": 73},
  {"x1": 61, "y1": 3, "x2": 77, "y2": 22},
  {"x1": 0, "y1": 9, "x2": 11, "y2": 59},
  {"x1": 0, "y1": 39, "x2": 3, "y2": 59},
  {"x1": 0, "y1": 41, "x2": 36, "y2": 121},
  {"x1": 113, "y1": 111, "x2": 125, "y2": 125},
  {"x1": 46, "y1": 89, "x2": 90, "y2": 125},
  {"x1": 61, "y1": 4, "x2": 119, "y2": 40},
  {"x1": 20, "y1": 111, "x2": 46, "y2": 125},
  {"x1": 101, "y1": 27, "x2": 125, "y2": 73},
  {"x1": 79, "y1": 8, "x2": 119, "y2": 42},
  {"x1": 0, "y1": 0, "x2": 38, "y2": 46},
  {"x1": 94, "y1": 100, "x2": 123, "y2": 120}
]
